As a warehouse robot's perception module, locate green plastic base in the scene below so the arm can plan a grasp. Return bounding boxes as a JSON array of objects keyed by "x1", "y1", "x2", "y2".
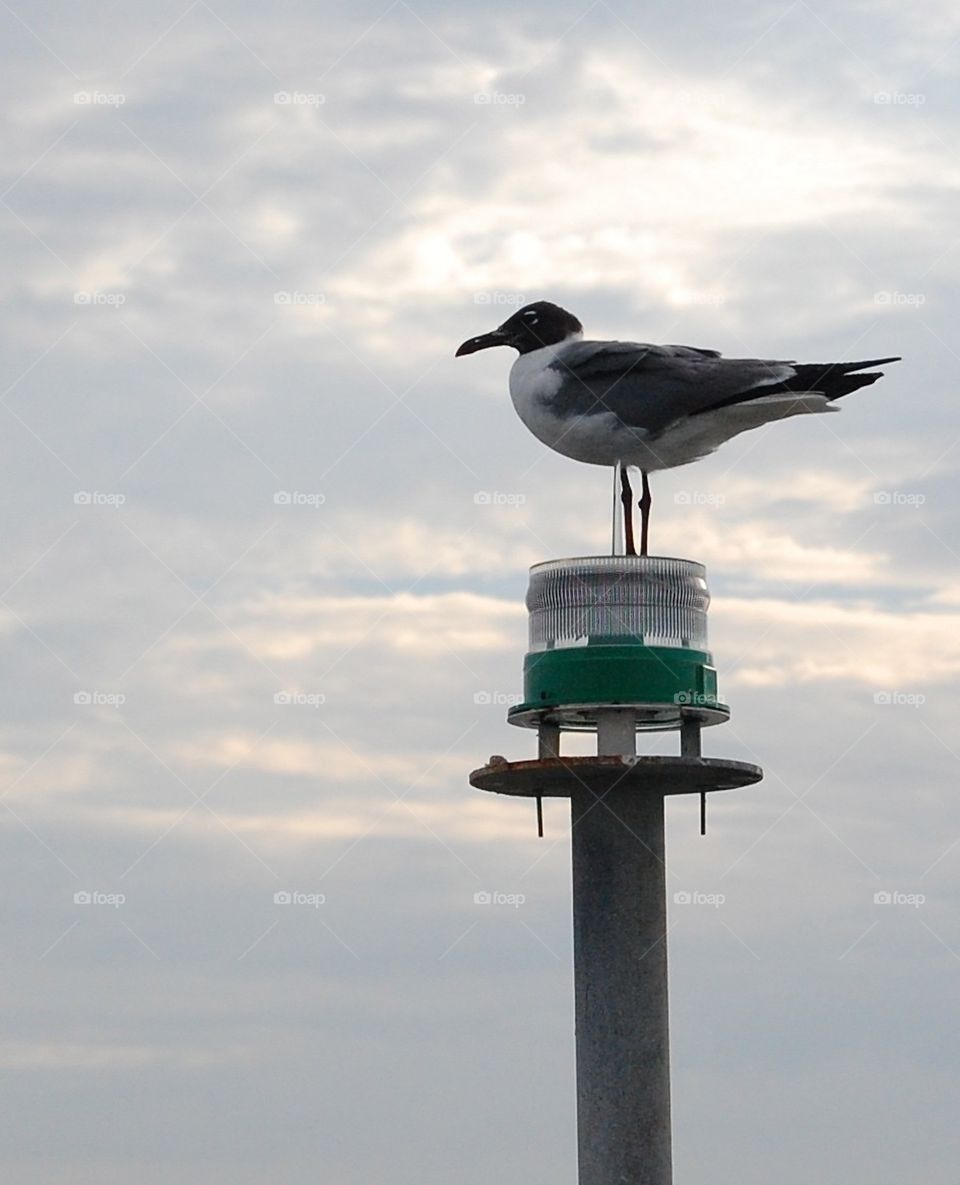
[{"x1": 508, "y1": 644, "x2": 728, "y2": 731}]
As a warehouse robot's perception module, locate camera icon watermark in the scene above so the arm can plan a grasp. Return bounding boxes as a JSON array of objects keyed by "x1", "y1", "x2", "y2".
[
  {"x1": 73, "y1": 90, "x2": 126, "y2": 107},
  {"x1": 273, "y1": 290, "x2": 325, "y2": 306},
  {"x1": 73, "y1": 490, "x2": 126, "y2": 507},
  {"x1": 73, "y1": 291, "x2": 126, "y2": 306},
  {"x1": 873, "y1": 291, "x2": 926, "y2": 307},
  {"x1": 873, "y1": 91, "x2": 925, "y2": 106},
  {"x1": 873, "y1": 490, "x2": 925, "y2": 506},
  {"x1": 73, "y1": 890, "x2": 125, "y2": 907},
  {"x1": 273, "y1": 691, "x2": 325, "y2": 707},
  {"x1": 872, "y1": 690, "x2": 925, "y2": 707},
  {"x1": 474, "y1": 91, "x2": 525, "y2": 106},
  {"x1": 873, "y1": 890, "x2": 925, "y2": 907},
  {"x1": 473, "y1": 691, "x2": 523, "y2": 706},
  {"x1": 273, "y1": 890, "x2": 326, "y2": 907},
  {"x1": 674, "y1": 490, "x2": 725, "y2": 506},
  {"x1": 273, "y1": 490, "x2": 325, "y2": 507},
  {"x1": 74, "y1": 690, "x2": 126, "y2": 707},
  {"x1": 473, "y1": 490, "x2": 526, "y2": 507},
  {"x1": 473, "y1": 291, "x2": 526, "y2": 307},
  {"x1": 274, "y1": 91, "x2": 325, "y2": 107},
  {"x1": 673, "y1": 890, "x2": 725, "y2": 908},
  {"x1": 473, "y1": 890, "x2": 525, "y2": 908}
]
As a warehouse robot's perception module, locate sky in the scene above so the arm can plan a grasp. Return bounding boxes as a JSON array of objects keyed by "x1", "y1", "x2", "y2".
[{"x1": 1, "y1": 0, "x2": 959, "y2": 1181}]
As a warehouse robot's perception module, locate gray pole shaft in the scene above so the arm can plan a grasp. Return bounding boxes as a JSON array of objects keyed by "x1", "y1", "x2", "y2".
[{"x1": 571, "y1": 786, "x2": 672, "y2": 1185}]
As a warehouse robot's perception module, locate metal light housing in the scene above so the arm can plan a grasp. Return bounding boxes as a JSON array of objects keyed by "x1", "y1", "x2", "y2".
[{"x1": 507, "y1": 555, "x2": 728, "y2": 731}]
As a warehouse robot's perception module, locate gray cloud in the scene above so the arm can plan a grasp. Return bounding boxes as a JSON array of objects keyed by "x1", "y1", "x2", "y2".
[{"x1": 1, "y1": 1, "x2": 958, "y2": 1181}]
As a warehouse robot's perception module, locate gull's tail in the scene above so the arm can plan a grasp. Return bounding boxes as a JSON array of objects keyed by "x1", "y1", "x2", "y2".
[{"x1": 772, "y1": 357, "x2": 902, "y2": 401}]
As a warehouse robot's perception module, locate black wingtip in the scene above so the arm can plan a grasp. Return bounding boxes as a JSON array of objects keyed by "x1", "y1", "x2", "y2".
[
  {"x1": 843, "y1": 356, "x2": 902, "y2": 369},
  {"x1": 745, "y1": 355, "x2": 902, "y2": 404}
]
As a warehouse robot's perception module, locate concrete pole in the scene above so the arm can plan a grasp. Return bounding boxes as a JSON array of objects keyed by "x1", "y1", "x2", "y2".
[{"x1": 571, "y1": 731, "x2": 672, "y2": 1184}]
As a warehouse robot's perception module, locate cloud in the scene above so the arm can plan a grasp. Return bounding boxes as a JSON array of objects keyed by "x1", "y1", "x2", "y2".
[
  {"x1": 2, "y1": 3, "x2": 959, "y2": 1182},
  {"x1": 717, "y1": 595, "x2": 960, "y2": 686},
  {"x1": 326, "y1": 45, "x2": 945, "y2": 346}
]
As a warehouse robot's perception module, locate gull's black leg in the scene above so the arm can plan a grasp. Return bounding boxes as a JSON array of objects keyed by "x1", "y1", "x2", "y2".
[
  {"x1": 639, "y1": 470, "x2": 652, "y2": 557},
  {"x1": 620, "y1": 464, "x2": 636, "y2": 556}
]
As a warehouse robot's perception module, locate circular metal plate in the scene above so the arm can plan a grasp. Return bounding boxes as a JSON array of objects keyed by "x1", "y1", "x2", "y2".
[
  {"x1": 469, "y1": 755, "x2": 763, "y2": 798},
  {"x1": 507, "y1": 701, "x2": 729, "y2": 731}
]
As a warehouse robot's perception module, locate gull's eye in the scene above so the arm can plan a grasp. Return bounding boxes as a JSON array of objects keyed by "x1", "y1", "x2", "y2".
[{"x1": 523, "y1": 311, "x2": 539, "y2": 324}]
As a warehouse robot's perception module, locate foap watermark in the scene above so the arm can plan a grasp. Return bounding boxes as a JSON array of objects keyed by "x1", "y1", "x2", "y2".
[
  {"x1": 274, "y1": 890, "x2": 326, "y2": 907},
  {"x1": 473, "y1": 890, "x2": 525, "y2": 908},
  {"x1": 674, "y1": 490, "x2": 725, "y2": 506},
  {"x1": 674, "y1": 691, "x2": 714, "y2": 707},
  {"x1": 273, "y1": 490, "x2": 325, "y2": 507},
  {"x1": 474, "y1": 291, "x2": 525, "y2": 307},
  {"x1": 274, "y1": 691, "x2": 325, "y2": 707},
  {"x1": 874, "y1": 291, "x2": 926, "y2": 307},
  {"x1": 473, "y1": 691, "x2": 523, "y2": 707},
  {"x1": 74, "y1": 291, "x2": 125, "y2": 306},
  {"x1": 874, "y1": 890, "x2": 925, "y2": 908},
  {"x1": 73, "y1": 90, "x2": 126, "y2": 107},
  {"x1": 474, "y1": 490, "x2": 525, "y2": 507},
  {"x1": 74, "y1": 491, "x2": 125, "y2": 507},
  {"x1": 874, "y1": 91, "x2": 925, "y2": 106},
  {"x1": 873, "y1": 690, "x2": 925, "y2": 708},
  {"x1": 474, "y1": 91, "x2": 525, "y2": 106},
  {"x1": 274, "y1": 290, "x2": 325, "y2": 306},
  {"x1": 74, "y1": 890, "x2": 125, "y2": 907},
  {"x1": 74, "y1": 691, "x2": 126, "y2": 707},
  {"x1": 675, "y1": 90, "x2": 724, "y2": 109},
  {"x1": 873, "y1": 490, "x2": 925, "y2": 506},
  {"x1": 673, "y1": 890, "x2": 725, "y2": 908},
  {"x1": 274, "y1": 91, "x2": 325, "y2": 107}
]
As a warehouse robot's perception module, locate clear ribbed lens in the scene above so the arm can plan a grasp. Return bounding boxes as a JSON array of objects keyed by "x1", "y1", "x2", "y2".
[{"x1": 526, "y1": 556, "x2": 709, "y2": 651}]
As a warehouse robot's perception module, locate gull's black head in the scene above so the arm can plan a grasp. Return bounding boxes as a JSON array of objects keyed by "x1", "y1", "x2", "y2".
[{"x1": 455, "y1": 301, "x2": 583, "y2": 357}]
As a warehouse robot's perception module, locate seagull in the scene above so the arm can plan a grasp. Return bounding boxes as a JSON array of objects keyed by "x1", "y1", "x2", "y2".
[{"x1": 456, "y1": 301, "x2": 900, "y2": 555}]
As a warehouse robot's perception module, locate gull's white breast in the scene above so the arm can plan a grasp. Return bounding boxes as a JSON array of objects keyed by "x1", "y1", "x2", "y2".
[{"x1": 508, "y1": 339, "x2": 655, "y2": 467}]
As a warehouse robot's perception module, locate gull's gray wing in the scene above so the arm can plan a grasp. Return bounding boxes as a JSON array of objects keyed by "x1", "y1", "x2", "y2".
[{"x1": 547, "y1": 340, "x2": 794, "y2": 435}]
